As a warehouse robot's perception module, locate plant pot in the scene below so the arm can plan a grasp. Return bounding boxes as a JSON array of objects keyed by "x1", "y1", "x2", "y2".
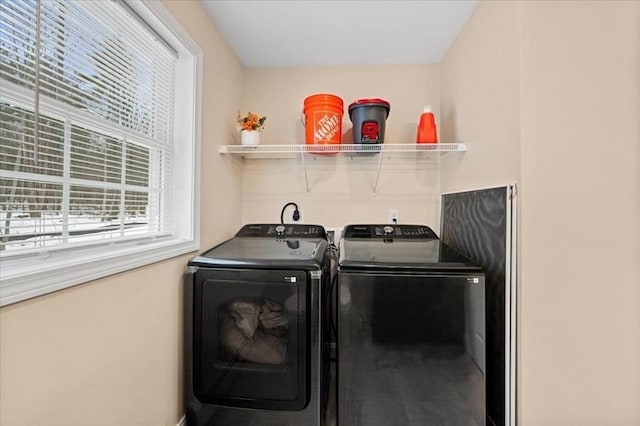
[{"x1": 241, "y1": 130, "x2": 260, "y2": 146}]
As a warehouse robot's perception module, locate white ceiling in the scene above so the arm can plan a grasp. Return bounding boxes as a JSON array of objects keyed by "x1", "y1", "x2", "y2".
[{"x1": 200, "y1": 0, "x2": 478, "y2": 68}]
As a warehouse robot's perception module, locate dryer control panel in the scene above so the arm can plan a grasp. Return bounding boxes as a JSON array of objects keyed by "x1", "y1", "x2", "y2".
[
  {"x1": 236, "y1": 223, "x2": 327, "y2": 239},
  {"x1": 343, "y1": 224, "x2": 438, "y2": 239}
]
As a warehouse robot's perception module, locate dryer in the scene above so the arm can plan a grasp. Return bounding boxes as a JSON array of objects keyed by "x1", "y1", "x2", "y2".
[
  {"x1": 337, "y1": 224, "x2": 486, "y2": 426},
  {"x1": 184, "y1": 224, "x2": 332, "y2": 426}
]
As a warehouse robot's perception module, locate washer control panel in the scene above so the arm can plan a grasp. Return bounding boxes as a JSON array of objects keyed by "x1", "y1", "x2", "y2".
[
  {"x1": 343, "y1": 224, "x2": 438, "y2": 239},
  {"x1": 236, "y1": 223, "x2": 327, "y2": 239}
]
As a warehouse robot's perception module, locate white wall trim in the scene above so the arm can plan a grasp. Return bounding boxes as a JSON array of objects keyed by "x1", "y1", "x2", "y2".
[
  {"x1": 0, "y1": 238, "x2": 197, "y2": 306},
  {"x1": 505, "y1": 182, "x2": 518, "y2": 426}
]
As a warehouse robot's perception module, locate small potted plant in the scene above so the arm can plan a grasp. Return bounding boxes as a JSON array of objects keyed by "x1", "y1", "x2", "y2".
[{"x1": 237, "y1": 111, "x2": 266, "y2": 146}]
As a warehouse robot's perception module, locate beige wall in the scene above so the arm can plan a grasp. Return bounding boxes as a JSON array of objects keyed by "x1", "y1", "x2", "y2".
[
  {"x1": 0, "y1": 255, "x2": 191, "y2": 426},
  {"x1": 241, "y1": 65, "x2": 444, "y2": 229},
  {"x1": 519, "y1": 1, "x2": 640, "y2": 424},
  {"x1": 0, "y1": 1, "x2": 244, "y2": 425},
  {"x1": 442, "y1": 1, "x2": 640, "y2": 424},
  {"x1": 440, "y1": 1, "x2": 521, "y2": 193}
]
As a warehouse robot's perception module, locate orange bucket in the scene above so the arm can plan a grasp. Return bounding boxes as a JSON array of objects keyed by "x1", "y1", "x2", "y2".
[{"x1": 303, "y1": 94, "x2": 344, "y2": 154}]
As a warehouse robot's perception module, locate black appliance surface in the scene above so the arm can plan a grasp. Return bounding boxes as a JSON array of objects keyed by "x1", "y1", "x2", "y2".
[
  {"x1": 340, "y1": 224, "x2": 482, "y2": 271},
  {"x1": 185, "y1": 224, "x2": 331, "y2": 426},
  {"x1": 442, "y1": 186, "x2": 513, "y2": 426},
  {"x1": 337, "y1": 224, "x2": 486, "y2": 426}
]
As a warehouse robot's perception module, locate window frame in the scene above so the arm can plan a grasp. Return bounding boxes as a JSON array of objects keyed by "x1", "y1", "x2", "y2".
[{"x1": 0, "y1": 0, "x2": 202, "y2": 306}]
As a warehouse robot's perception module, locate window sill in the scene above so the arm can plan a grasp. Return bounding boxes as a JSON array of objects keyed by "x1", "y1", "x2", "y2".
[{"x1": 0, "y1": 238, "x2": 198, "y2": 307}]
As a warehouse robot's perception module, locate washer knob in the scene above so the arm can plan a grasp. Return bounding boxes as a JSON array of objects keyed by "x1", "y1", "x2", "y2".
[
  {"x1": 383, "y1": 226, "x2": 394, "y2": 236},
  {"x1": 275, "y1": 225, "x2": 286, "y2": 236}
]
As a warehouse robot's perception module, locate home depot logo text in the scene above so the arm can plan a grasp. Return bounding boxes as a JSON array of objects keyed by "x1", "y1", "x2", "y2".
[{"x1": 314, "y1": 113, "x2": 340, "y2": 141}]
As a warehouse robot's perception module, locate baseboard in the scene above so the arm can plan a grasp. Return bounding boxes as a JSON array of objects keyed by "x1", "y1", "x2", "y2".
[{"x1": 177, "y1": 415, "x2": 186, "y2": 426}]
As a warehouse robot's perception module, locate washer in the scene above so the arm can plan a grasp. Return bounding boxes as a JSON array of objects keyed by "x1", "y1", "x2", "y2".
[
  {"x1": 184, "y1": 224, "x2": 332, "y2": 426},
  {"x1": 337, "y1": 224, "x2": 486, "y2": 426}
]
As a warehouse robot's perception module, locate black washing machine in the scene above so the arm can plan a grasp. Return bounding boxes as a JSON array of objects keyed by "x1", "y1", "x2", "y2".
[
  {"x1": 184, "y1": 224, "x2": 333, "y2": 426},
  {"x1": 337, "y1": 224, "x2": 486, "y2": 426}
]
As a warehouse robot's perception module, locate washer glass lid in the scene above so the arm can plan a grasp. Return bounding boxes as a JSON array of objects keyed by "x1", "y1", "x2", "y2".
[
  {"x1": 340, "y1": 238, "x2": 481, "y2": 269},
  {"x1": 193, "y1": 237, "x2": 326, "y2": 264},
  {"x1": 341, "y1": 239, "x2": 442, "y2": 264}
]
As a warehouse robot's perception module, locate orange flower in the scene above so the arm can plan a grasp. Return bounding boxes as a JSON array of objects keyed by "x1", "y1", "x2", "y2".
[{"x1": 237, "y1": 111, "x2": 267, "y2": 132}]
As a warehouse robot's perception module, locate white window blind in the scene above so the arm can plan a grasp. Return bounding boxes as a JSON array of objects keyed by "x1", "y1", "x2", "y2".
[{"x1": 0, "y1": 0, "x2": 176, "y2": 254}]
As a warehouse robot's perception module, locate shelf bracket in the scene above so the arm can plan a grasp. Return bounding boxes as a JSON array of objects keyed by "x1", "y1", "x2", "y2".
[
  {"x1": 300, "y1": 151, "x2": 310, "y2": 195},
  {"x1": 217, "y1": 143, "x2": 469, "y2": 197},
  {"x1": 372, "y1": 152, "x2": 385, "y2": 196}
]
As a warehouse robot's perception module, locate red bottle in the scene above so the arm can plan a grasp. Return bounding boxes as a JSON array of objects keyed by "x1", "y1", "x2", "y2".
[{"x1": 416, "y1": 105, "x2": 438, "y2": 143}]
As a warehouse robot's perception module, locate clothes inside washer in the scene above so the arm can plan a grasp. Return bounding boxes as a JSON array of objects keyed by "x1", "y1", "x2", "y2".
[{"x1": 219, "y1": 298, "x2": 289, "y2": 364}]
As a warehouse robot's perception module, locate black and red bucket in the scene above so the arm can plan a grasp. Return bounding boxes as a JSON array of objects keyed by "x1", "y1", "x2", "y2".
[{"x1": 348, "y1": 98, "x2": 390, "y2": 144}]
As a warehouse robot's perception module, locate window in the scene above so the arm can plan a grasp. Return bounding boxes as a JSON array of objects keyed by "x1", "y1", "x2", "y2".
[{"x1": 0, "y1": 1, "x2": 202, "y2": 306}]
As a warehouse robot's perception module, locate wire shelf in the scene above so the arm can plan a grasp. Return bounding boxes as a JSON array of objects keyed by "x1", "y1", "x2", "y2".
[
  {"x1": 218, "y1": 142, "x2": 467, "y2": 195},
  {"x1": 218, "y1": 143, "x2": 466, "y2": 155}
]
